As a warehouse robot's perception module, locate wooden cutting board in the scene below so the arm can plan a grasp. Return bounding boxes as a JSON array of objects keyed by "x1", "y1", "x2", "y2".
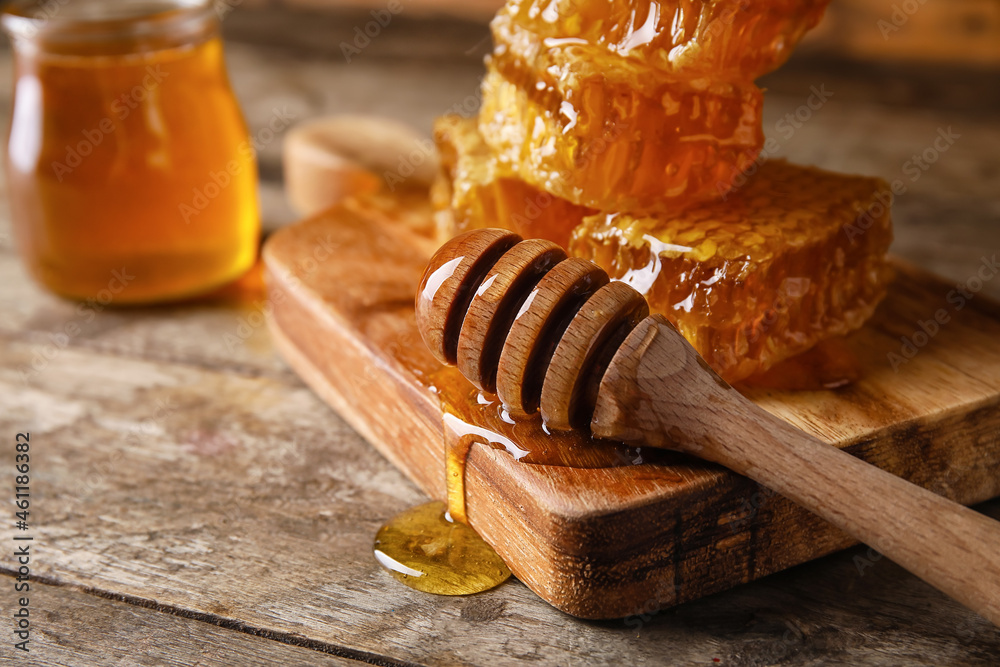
[{"x1": 262, "y1": 198, "x2": 1000, "y2": 619}]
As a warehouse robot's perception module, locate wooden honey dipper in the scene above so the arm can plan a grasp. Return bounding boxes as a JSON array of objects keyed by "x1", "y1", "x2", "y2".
[{"x1": 415, "y1": 228, "x2": 1000, "y2": 625}]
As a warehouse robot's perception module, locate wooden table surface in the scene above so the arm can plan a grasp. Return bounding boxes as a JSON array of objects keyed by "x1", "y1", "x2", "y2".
[{"x1": 1, "y1": 7, "x2": 999, "y2": 666}]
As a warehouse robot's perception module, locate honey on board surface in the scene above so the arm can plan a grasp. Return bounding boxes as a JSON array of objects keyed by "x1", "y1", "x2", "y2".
[
  {"x1": 372, "y1": 363, "x2": 677, "y2": 597},
  {"x1": 373, "y1": 0, "x2": 882, "y2": 598},
  {"x1": 4, "y1": 3, "x2": 259, "y2": 303}
]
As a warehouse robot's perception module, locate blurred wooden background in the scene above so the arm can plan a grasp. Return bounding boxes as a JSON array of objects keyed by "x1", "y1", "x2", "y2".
[{"x1": 233, "y1": 0, "x2": 1000, "y2": 66}]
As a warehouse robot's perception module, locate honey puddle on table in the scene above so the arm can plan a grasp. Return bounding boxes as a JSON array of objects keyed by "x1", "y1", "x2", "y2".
[{"x1": 372, "y1": 500, "x2": 512, "y2": 595}]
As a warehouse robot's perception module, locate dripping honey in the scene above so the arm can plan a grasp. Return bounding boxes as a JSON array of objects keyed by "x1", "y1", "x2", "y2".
[
  {"x1": 3, "y1": 2, "x2": 259, "y2": 303},
  {"x1": 432, "y1": 365, "x2": 673, "y2": 522},
  {"x1": 372, "y1": 355, "x2": 671, "y2": 596}
]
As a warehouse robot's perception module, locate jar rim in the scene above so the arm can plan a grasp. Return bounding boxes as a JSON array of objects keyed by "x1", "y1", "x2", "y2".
[{"x1": 1, "y1": 0, "x2": 217, "y2": 44}]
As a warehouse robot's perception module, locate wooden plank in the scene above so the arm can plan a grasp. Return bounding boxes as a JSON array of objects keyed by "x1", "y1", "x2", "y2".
[
  {"x1": 2, "y1": 336, "x2": 999, "y2": 664},
  {"x1": 2, "y1": 580, "x2": 365, "y2": 666},
  {"x1": 263, "y1": 204, "x2": 1000, "y2": 618},
  {"x1": 0, "y1": 252, "x2": 292, "y2": 381}
]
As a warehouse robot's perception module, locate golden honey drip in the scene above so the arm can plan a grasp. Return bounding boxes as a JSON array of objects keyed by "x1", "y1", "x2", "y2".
[
  {"x1": 373, "y1": 501, "x2": 512, "y2": 595},
  {"x1": 387, "y1": 0, "x2": 857, "y2": 599},
  {"x1": 372, "y1": 363, "x2": 666, "y2": 596},
  {"x1": 434, "y1": 365, "x2": 657, "y2": 522}
]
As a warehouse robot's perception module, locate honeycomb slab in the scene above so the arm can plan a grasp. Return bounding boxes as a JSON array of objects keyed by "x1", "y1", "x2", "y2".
[
  {"x1": 568, "y1": 160, "x2": 894, "y2": 382},
  {"x1": 500, "y1": 0, "x2": 830, "y2": 81},
  {"x1": 480, "y1": 14, "x2": 764, "y2": 212},
  {"x1": 433, "y1": 115, "x2": 593, "y2": 248}
]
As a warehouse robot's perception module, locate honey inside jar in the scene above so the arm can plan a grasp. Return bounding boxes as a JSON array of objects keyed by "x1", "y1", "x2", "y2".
[{"x1": 3, "y1": 0, "x2": 259, "y2": 303}]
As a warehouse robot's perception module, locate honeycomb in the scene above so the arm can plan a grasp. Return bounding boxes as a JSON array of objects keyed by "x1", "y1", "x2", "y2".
[
  {"x1": 431, "y1": 0, "x2": 888, "y2": 382},
  {"x1": 433, "y1": 114, "x2": 594, "y2": 248},
  {"x1": 480, "y1": 13, "x2": 764, "y2": 212},
  {"x1": 500, "y1": 0, "x2": 830, "y2": 81},
  {"x1": 568, "y1": 160, "x2": 894, "y2": 382}
]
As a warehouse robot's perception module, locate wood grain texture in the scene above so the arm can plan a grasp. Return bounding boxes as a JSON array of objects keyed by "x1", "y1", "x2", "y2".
[
  {"x1": 455, "y1": 238, "x2": 564, "y2": 393},
  {"x1": 496, "y1": 256, "x2": 609, "y2": 416},
  {"x1": 264, "y1": 204, "x2": 1000, "y2": 619},
  {"x1": 5, "y1": 580, "x2": 362, "y2": 666},
  {"x1": 540, "y1": 281, "x2": 648, "y2": 431}
]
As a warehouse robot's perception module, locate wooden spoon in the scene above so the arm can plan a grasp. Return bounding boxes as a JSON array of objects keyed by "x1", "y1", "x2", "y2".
[{"x1": 415, "y1": 228, "x2": 1000, "y2": 626}]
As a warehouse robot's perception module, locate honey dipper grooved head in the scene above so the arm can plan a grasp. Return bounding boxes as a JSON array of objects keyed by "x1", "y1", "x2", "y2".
[
  {"x1": 415, "y1": 229, "x2": 520, "y2": 365},
  {"x1": 416, "y1": 229, "x2": 649, "y2": 431}
]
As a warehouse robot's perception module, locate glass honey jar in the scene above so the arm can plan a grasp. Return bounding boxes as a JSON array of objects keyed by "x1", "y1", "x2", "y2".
[{"x1": 2, "y1": 0, "x2": 259, "y2": 303}]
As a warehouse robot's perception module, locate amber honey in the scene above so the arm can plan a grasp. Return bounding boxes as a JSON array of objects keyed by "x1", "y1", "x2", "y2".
[
  {"x1": 570, "y1": 160, "x2": 893, "y2": 382},
  {"x1": 432, "y1": 115, "x2": 594, "y2": 248},
  {"x1": 373, "y1": 363, "x2": 671, "y2": 596},
  {"x1": 3, "y1": 1, "x2": 259, "y2": 303},
  {"x1": 478, "y1": 0, "x2": 831, "y2": 213},
  {"x1": 502, "y1": 0, "x2": 831, "y2": 80},
  {"x1": 373, "y1": 500, "x2": 512, "y2": 596}
]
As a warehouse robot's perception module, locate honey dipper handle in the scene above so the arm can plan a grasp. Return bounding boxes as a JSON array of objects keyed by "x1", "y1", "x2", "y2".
[{"x1": 593, "y1": 316, "x2": 1000, "y2": 626}]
